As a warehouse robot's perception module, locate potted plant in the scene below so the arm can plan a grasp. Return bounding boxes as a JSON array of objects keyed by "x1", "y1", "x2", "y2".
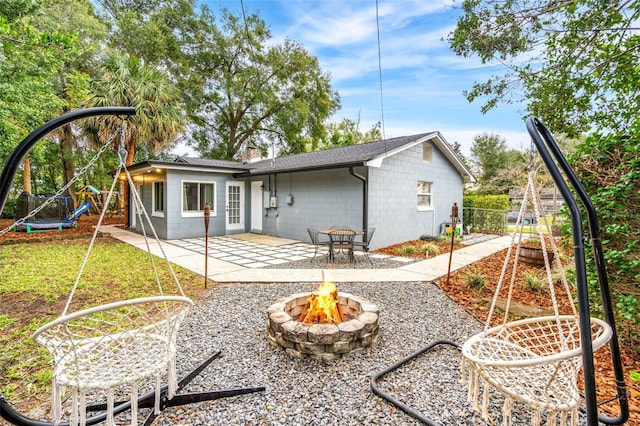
[{"x1": 518, "y1": 237, "x2": 555, "y2": 267}]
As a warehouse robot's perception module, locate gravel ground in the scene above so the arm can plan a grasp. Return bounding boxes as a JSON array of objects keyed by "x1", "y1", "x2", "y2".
[
  {"x1": 133, "y1": 281, "x2": 565, "y2": 426},
  {"x1": 46, "y1": 281, "x2": 594, "y2": 425},
  {"x1": 264, "y1": 254, "x2": 416, "y2": 270}
]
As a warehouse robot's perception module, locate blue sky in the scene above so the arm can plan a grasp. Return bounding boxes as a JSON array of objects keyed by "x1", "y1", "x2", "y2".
[{"x1": 199, "y1": 0, "x2": 532, "y2": 156}]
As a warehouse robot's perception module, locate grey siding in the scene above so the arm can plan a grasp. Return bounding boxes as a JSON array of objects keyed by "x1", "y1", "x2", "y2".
[
  {"x1": 129, "y1": 141, "x2": 465, "y2": 250},
  {"x1": 257, "y1": 168, "x2": 364, "y2": 243},
  {"x1": 129, "y1": 170, "x2": 168, "y2": 239},
  {"x1": 164, "y1": 170, "x2": 231, "y2": 239},
  {"x1": 131, "y1": 169, "x2": 236, "y2": 239},
  {"x1": 368, "y1": 143, "x2": 463, "y2": 249}
]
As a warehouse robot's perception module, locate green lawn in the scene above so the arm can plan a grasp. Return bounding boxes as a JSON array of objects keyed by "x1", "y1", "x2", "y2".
[{"x1": 0, "y1": 239, "x2": 205, "y2": 410}]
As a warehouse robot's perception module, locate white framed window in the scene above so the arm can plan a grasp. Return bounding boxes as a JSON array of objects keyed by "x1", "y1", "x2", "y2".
[
  {"x1": 423, "y1": 143, "x2": 433, "y2": 163},
  {"x1": 417, "y1": 181, "x2": 433, "y2": 210},
  {"x1": 152, "y1": 181, "x2": 164, "y2": 217},
  {"x1": 182, "y1": 180, "x2": 216, "y2": 217}
]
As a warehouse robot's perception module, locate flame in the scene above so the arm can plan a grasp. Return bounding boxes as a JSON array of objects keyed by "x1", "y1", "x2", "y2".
[{"x1": 298, "y1": 281, "x2": 345, "y2": 324}]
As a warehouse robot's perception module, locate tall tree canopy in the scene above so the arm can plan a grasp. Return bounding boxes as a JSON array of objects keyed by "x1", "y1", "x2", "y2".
[
  {"x1": 320, "y1": 117, "x2": 382, "y2": 150},
  {"x1": 35, "y1": 0, "x2": 107, "y2": 202},
  {"x1": 470, "y1": 132, "x2": 525, "y2": 194},
  {"x1": 180, "y1": 8, "x2": 340, "y2": 160},
  {"x1": 0, "y1": 0, "x2": 74, "y2": 157},
  {"x1": 87, "y1": 51, "x2": 184, "y2": 166},
  {"x1": 448, "y1": 1, "x2": 640, "y2": 136},
  {"x1": 94, "y1": 0, "x2": 198, "y2": 68}
]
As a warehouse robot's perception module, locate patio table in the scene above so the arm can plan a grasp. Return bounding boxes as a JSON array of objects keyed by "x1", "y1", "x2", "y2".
[{"x1": 320, "y1": 228, "x2": 360, "y2": 263}]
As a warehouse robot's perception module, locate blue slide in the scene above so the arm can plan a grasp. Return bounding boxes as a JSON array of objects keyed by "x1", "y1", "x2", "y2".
[{"x1": 67, "y1": 201, "x2": 91, "y2": 220}]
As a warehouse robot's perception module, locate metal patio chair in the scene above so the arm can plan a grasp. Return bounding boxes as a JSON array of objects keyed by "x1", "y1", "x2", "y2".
[
  {"x1": 328, "y1": 229, "x2": 356, "y2": 264},
  {"x1": 353, "y1": 227, "x2": 376, "y2": 264},
  {"x1": 307, "y1": 227, "x2": 331, "y2": 261}
]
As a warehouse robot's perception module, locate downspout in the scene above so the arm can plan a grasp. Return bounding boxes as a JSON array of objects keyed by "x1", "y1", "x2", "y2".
[{"x1": 349, "y1": 167, "x2": 367, "y2": 230}]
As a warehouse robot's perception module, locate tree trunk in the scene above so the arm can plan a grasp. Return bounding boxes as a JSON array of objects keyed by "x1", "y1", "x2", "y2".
[
  {"x1": 60, "y1": 124, "x2": 77, "y2": 206},
  {"x1": 23, "y1": 156, "x2": 32, "y2": 194},
  {"x1": 121, "y1": 139, "x2": 136, "y2": 227}
]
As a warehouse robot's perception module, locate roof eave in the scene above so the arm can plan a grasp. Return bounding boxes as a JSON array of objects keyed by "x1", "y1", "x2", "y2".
[
  {"x1": 126, "y1": 160, "x2": 244, "y2": 175},
  {"x1": 233, "y1": 161, "x2": 366, "y2": 177}
]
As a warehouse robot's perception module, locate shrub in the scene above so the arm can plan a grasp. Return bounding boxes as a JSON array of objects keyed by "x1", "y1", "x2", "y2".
[
  {"x1": 569, "y1": 127, "x2": 640, "y2": 353},
  {"x1": 463, "y1": 193, "x2": 510, "y2": 233},
  {"x1": 419, "y1": 243, "x2": 440, "y2": 257},
  {"x1": 524, "y1": 271, "x2": 548, "y2": 294},
  {"x1": 437, "y1": 235, "x2": 449, "y2": 243},
  {"x1": 464, "y1": 271, "x2": 486, "y2": 290},
  {"x1": 394, "y1": 245, "x2": 416, "y2": 256}
]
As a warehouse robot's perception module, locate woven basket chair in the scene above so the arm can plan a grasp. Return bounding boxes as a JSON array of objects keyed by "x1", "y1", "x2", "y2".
[
  {"x1": 33, "y1": 296, "x2": 193, "y2": 425},
  {"x1": 31, "y1": 145, "x2": 193, "y2": 426},
  {"x1": 461, "y1": 170, "x2": 612, "y2": 426}
]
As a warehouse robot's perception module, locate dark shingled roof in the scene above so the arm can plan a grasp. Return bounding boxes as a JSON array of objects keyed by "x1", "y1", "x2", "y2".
[
  {"x1": 240, "y1": 133, "x2": 434, "y2": 175},
  {"x1": 128, "y1": 132, "x2": 474, "y2": 182},
  {"x1": 174, "y1": 156, "x2": 250, "y2": 171}
]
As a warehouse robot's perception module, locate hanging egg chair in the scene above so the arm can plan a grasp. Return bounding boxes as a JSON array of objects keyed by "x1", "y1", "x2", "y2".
[{"x1": 461, "y1": 167, "x2": 612, "y2": 426}]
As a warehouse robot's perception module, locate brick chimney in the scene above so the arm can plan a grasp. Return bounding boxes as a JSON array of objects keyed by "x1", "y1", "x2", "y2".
[{"x1": 241, "y1": 146, "x2": 262, "y2": 163}]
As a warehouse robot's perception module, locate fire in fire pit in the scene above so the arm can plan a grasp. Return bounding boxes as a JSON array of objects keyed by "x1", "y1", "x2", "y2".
[
  {"x1": 298, "y1": 281, "x2": 344, "y2": 324},
  {"x1": 267, "y1": 282, "x2": 379, "y2": 361}
]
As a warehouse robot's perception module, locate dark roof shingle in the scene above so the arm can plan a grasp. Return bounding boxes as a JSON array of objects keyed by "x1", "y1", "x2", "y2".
[{"x1": 239, "y1": 133, "x2": 433, "y2": 175}]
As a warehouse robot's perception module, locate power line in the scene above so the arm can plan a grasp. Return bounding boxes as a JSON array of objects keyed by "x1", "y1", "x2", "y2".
[{"x1": 375, "y1": 0, "x2": 386, "y2": 140}]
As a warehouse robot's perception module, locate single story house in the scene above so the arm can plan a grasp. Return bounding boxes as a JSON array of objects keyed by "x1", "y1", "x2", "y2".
[{"x1": 125, "y1": 132, "x2": 475, "y2": 250}]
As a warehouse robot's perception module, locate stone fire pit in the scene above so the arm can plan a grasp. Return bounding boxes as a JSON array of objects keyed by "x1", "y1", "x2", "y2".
[{"x1": 267, "y1": 292, "x2": 379, "y2": 361}]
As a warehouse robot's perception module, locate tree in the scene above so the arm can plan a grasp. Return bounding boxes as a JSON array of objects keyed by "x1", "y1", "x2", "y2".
[
  {"x1": 469, "y1": 132, "x2": 525, "y2": 194},
  {"x1": 87, "y1": 51, "x2": 184, "y2": 166},
  {"x1": 0, "y1": 0, "x2": 75, "y2": 202},
  {"x1": 320, "y1": 117, "x2": 382, "y2": 150},
  {"x1": 180, "y1": 8, "x2": 340, "y2": 160},
  {"x1": 86, "y1": 51, "x2": 184, "y2": 224},
  {"x1": 448, "y1": 1, "x2": 640, "y2": 136},
  {"x1": 450, "y1": 141, "x2": 471, "y2": 170},
  {"x1": 94, "y1": 0, "x2": 196, "y2": 68},
  {"x1": 35, "y1": 0, "x2": 106, "y2": 204}
]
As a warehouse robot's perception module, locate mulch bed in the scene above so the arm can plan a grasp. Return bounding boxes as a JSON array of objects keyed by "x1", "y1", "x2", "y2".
[{"x1": 0, "y1": 215, "x2": 125, "y2": 244}]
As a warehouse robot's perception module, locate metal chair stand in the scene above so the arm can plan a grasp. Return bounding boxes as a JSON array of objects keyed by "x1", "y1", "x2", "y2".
[
  {"x1": 0, "y1": 108, "x2": 266, "y2": 426},
  {"x1": 0, "y1": 351, "x2": 266, "y2": 426},
  {"x1": 370, "y1": 340, "x2": 461, "y2": 426}
]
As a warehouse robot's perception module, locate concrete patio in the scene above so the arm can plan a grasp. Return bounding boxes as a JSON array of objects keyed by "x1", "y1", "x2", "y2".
[{"x1": 102, "y1": 226, "x2": 513, "y2": 283}]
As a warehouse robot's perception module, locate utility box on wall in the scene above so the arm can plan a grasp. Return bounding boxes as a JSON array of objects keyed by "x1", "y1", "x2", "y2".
[{"x1": 269, "y1": 196, "x2": 278, "y2": 208}]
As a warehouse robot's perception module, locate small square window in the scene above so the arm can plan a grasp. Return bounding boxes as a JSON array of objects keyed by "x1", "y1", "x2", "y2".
[{"x1": 417, "y1": 181, "x2": 433, "y2": 209}]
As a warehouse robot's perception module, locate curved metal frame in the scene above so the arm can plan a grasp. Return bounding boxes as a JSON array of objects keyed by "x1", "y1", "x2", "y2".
[
  {"x1": 0, "y1": 107, "x2": 266, "y2": 426},
  {"x1": 370, "y1": 340, "x2": 461, "y2": 426},
  {"x1": 526, "y1": 117, "x2": 628, "y2": 425}
]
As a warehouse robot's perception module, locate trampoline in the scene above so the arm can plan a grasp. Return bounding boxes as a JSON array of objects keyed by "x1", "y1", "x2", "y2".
[{"x1": 13, "y1": 192, "x2": 77, "y2": 233}]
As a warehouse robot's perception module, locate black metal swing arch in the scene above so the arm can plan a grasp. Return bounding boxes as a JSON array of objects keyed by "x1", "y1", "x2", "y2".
[
  {"x1": 370, "y1": 117, "x2": 629, "y2": 426},
  {"x1": 0, "y1": 107, "x2": 265, "y2": 426}
]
